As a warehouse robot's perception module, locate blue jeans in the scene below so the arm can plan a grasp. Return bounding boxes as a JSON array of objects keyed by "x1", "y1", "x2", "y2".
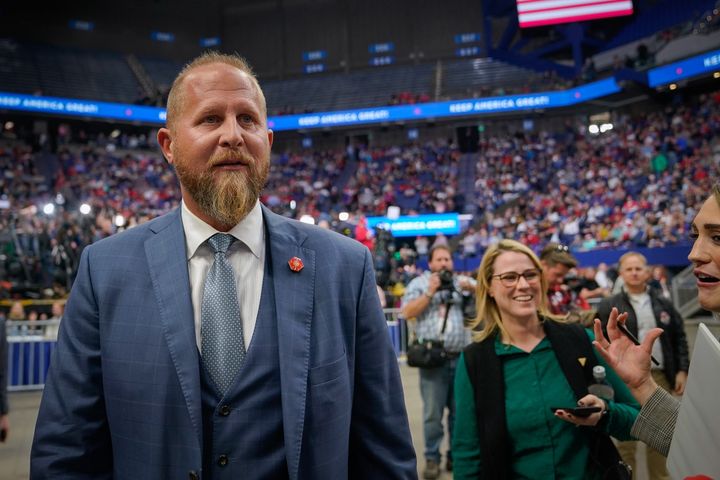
[{"x1": 419, "y1": 358, "x2": 457, "y2": 462}]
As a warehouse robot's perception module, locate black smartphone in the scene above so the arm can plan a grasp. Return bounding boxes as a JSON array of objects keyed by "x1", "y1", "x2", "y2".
[{"x1": 550, "y1": 406, "x2": 602, "y2": 418}]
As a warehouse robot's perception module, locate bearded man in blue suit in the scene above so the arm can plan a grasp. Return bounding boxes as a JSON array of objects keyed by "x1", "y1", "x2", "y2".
[{"x1": 31, "y1": 52, "x2": 416, "y2": 480}]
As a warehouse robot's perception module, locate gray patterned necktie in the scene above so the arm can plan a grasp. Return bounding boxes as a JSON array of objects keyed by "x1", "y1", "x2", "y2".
[{"x1": 201, "y1": 233, "x2": 246, "y2": 395}]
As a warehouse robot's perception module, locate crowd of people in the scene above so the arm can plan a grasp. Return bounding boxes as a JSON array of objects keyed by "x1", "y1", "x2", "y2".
[
  {"x1": 2, "y1": 50, "x2": 719, "y2": 480},
  {"x1": 0, "y1": 140, "x2": 179, "y2": 294},
  {"x1": 2, "y1": 89, "x2": 719, "y2": 297},
  {"x1": 400, "y1": 237, "x2": 696, "y2": 479},
  {"x1": 464, "y1": 91, "x2": 720, "y2": 255}
]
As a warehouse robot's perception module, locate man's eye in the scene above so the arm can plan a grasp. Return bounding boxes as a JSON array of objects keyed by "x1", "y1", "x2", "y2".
[
  {"x1": 204, "y1": 115, "x2": 219, "y2": 124},
  {"x1": 239, "y1": 114, "x2": 254, "y2": 124}
]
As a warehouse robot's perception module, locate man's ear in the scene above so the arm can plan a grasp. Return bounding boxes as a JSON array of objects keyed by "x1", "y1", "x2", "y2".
[
  {"x1": 157, "y1": 127, "x2": 174, "y2": 164},
  {"x1": 267, "y1": 128, "x2": 274, "y2": 149}
]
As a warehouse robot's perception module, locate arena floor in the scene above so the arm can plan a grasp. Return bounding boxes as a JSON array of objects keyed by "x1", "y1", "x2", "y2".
[{"x1": 0, "y1": 360, "x2": 673, "y2": 479}]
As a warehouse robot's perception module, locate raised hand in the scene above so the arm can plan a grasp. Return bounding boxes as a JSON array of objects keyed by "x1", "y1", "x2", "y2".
[{"x1": 592, "y1": 307, "x2": 663, "y2": 404}]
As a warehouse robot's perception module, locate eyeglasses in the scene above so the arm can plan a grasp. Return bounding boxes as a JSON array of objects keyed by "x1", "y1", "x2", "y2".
[
  {"x1": 492, "y1": 269, "x2": 542, "y2": 287},
  {"x1": 554, "y1": 244, "x2": 570, "y2": 253}
]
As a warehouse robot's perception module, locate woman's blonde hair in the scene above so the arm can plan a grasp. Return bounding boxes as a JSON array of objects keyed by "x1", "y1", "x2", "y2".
[{"x1": 470, "y1": 239, "x2": 562, "y2": 342}]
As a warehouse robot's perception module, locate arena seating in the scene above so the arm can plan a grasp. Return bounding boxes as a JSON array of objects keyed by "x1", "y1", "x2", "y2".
[
  {"x1": 1, "y1": 89, "x2": 718, "y2": 296},
  {"x1": 440, "y1": 58, "x2": 551, "y2": 99},
  {"x1": 0, "y1": 42, "x2": 140, "y2": 103},
  {"x1": 0, "y1": 41, "x2": 574, "y2": 113}
]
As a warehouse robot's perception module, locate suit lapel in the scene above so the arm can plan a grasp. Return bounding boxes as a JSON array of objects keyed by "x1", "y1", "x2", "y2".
[
  {"x1": 263, "y1": 206, "x2": 314, "y2": 480},
  {"x1": 145, "y1": 209, "x2": 203, "y2": 448}
]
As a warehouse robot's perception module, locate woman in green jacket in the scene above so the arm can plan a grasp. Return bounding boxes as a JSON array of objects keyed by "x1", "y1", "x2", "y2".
[{"x1": 453, "y1": 239, "x2": 639, "y2": 479}]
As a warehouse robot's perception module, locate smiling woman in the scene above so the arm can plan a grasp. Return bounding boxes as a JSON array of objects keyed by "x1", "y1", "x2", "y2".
[
  {"x1": 470, "y1": 239, "x2": 556, "y2": 344},
  {"x1": 452, "y1": 239, "x2": 639, "y2": 479}
]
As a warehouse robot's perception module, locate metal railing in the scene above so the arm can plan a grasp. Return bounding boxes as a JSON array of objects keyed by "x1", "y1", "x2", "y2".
[
  {"x1": 384, "y1": 308, "x2": 409, "y2": 358},
  {"x1": 6, "y1": 320, "x2": 60, "y2": 391},
  {"x1": 5, "y1": 311, "x2": 409, "y2": 391}
]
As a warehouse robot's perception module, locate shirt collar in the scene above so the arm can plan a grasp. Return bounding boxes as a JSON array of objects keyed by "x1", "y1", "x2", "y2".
[
  {"x1": 181, "y1": 200, "x2": 264, "y2": 260},
  {"x1": 625, "y1": 286, "x2": 650, "y2": 299},
  {"x1": 494, "y1": 334, "x2": 551, "y2": 357},
  {"x1": 627, "y1": 289, "x2": 650, "y2": 303}
]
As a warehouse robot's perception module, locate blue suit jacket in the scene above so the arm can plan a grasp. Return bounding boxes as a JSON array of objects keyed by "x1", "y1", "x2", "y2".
[{"x1": 31, "y1": 206, "x2": 417, "y2": 479}]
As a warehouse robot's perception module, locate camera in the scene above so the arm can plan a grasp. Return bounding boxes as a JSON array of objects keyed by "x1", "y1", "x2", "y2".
[{"x1": 438, "y1": 269, "x2": 454, "y2": 291}]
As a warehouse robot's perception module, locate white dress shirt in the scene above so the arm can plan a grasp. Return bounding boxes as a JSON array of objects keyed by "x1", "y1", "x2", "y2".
[
  {"x1": 628, "y1": 289, "x2": 665, "y2": 370},
  {"x1": 181, "y1": 200, "x2": 265, "y2": 352}
]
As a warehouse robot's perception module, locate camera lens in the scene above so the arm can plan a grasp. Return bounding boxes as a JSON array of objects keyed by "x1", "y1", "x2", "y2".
[{"x1": 439, "y1": 269, "x2": 454, "y2": 291}]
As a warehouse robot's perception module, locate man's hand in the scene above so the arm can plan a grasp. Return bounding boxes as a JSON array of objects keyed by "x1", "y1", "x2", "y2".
[
  {"x1": 674, "y1": 371, "x2": 687, "y2": 395},
  {"x1": 401, "y1": 272, "x2": 441, "y2": 319},
  {"x1": 592, "y1": 307, "x2": 663, "y2": 405},
  {"x1": 0, "y1": 414, "x2": 8, "y2": 442},
  {"x1": 458, "y1": 277, "x2": 476, "y2": 293},
  {"x1": 426, "y1": 272, "x2": 441, "y2": 297}
]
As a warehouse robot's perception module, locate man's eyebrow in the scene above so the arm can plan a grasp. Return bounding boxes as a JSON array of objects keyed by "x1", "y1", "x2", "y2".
[{"x1": 192, "y1": 105, "x2": 220, "y2": 117}]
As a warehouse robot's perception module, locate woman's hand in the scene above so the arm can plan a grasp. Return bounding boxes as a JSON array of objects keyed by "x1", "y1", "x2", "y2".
[
  {"x1": 592, "y1": 307, "x2": 662, "y2": 404},
  {"x1": 554, "y1": 394, "x2": 607, "y2": 427}
]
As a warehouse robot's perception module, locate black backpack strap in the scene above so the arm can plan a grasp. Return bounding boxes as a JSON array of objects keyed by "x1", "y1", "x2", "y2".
[
  {"x1": 463, "y1": 334, "x2": 511, "y2": 480},
  {"x1": 543, "y1": 320, "x2": 631, "y2": 480},
  {"x1": 543, "y1": 320, "x2": 597, "y2": 399}
]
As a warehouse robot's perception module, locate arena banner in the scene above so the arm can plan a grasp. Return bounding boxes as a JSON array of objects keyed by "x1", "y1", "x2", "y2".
[
  {"x1": 268, "y1": 77, "x2": 620, "y2": 131},
  {"x1": 365, "y1": 213, "x2": 461, "y2": 237},
  {"x1": 647, "y1": 48, "x2": 720, "y2": 87},
  {"x1": 0, "y1": 77, "x2": 619, "y2": 130},
  {"x1": 0, "y1": 92, "x2": 167, "y2": 124}
]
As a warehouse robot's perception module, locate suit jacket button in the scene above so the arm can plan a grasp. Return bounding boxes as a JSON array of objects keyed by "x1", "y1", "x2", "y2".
[
  {"x1": 188, "y1": 471, "x2": 199, "y2": 480},
  {"x1": 219, "y1": 404, "x2": 231, "y2": 416},
  {"x1": 218, "y1": 454, "x2": 229, "y2": 467}
]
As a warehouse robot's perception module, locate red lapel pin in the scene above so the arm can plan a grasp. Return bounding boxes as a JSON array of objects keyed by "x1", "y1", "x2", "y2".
[{"x1": 288, "y1": 256, "x2": 304, "y2": 272}]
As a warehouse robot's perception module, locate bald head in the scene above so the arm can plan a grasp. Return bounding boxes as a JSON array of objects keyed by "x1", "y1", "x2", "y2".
[
  {"x1": 618, "y1": 251, "x2": 647, "y2": 270},
  {"x1": 165, "y1": 51, "x2": 266, "y2": 131}
]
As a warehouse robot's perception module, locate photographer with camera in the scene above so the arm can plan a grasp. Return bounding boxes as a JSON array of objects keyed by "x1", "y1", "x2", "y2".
[{"x1": 401, "y1": 245, "x2": 476, "y2": 479}]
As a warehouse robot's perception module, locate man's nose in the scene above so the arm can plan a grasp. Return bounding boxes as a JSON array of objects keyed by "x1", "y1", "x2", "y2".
[{"x1": 219, "y1": 119, "x2": 244, "y2": 148}]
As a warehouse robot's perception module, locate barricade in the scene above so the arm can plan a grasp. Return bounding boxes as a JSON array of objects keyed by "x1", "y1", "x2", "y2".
[
  {"x1": 5, "y1": 320, "x2": 60, "y2": 391},
  {"x1": 384, "y1": 308, "x2": 409, "y2": 358},
  {"x1": 4, "y1": 312, "x2": 408, "y2": 391}
]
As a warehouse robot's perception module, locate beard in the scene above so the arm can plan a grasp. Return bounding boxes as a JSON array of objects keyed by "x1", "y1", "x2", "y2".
[{"x1": 174, "y1": 148, "x2": 269, "y2": 227}]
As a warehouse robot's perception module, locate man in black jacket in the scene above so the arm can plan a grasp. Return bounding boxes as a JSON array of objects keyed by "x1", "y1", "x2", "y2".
[{"x1": 596, "y1": 252, "x2": 689, "y2": 479}]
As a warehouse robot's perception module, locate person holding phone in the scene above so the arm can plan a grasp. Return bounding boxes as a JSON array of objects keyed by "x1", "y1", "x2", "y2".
[
  {"x1": 593, "y1": 184, "x2": 720, "y2": 458},
  {"x1": 452, "y1": 239, "x2": 640, "y2": 479}
]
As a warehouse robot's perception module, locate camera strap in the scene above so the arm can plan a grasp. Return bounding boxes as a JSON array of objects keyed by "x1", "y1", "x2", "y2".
[{"x1": 437, "y1": 291, "x2": 452, "y2": 339}]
